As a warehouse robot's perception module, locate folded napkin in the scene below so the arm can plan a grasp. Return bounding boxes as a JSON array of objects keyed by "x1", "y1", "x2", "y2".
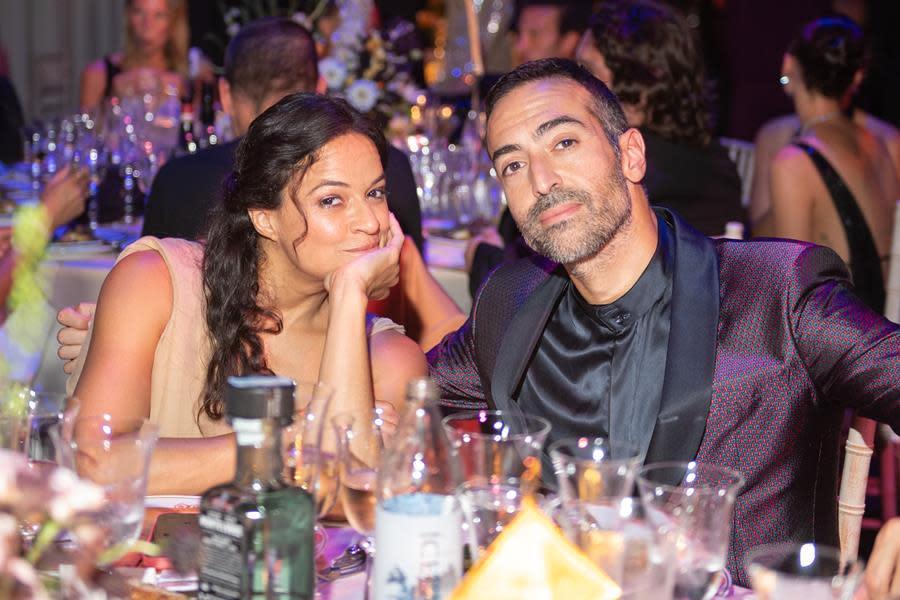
[{"x1": 450, "y1": 497, "x2": 622, "y2": 600}]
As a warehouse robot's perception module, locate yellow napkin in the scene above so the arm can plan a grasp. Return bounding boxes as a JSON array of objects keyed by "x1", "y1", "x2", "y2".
[{"x1": 450, "y1": 497, "x2": 622, "y2": 600}]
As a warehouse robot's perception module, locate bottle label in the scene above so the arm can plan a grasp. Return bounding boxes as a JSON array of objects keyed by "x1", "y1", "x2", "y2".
[
  {"x1": 198, "y1": 508, "x2": 244, "y2": 599},
  {"x1": 375, "y1": 493, "x2": 463, "y2": 599}
]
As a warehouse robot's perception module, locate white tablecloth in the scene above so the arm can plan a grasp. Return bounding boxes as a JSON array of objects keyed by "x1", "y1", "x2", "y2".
[{"x1": 30, "y1": 238, "x2": 472, "y2": 394}]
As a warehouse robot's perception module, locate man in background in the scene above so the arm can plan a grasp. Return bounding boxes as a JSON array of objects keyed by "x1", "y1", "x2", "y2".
[{"x1": 510, "y1": 0, "x2": 592, "y2": 66}]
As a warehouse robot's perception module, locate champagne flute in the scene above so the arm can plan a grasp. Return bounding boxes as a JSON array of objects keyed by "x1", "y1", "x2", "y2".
[{"x1": 281, "y1": 381, "x2": 335, "y2": 519}]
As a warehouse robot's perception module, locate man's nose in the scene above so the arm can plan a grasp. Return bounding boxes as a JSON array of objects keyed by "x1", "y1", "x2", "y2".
[{"x1": 529, "y1": 154, "x2": 562, "y2": 197}]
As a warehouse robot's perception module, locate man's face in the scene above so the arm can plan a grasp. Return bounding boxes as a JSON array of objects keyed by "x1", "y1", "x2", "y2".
[
  {"x1": 513, "y1": 6, "x2": 567, "y2": 66},
  {"x1": 486, "y1": 79, "x2": 632, "y2": 265}
]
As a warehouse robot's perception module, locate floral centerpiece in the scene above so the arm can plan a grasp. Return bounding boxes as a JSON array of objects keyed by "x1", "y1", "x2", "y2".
[{"x1": 218, "y1": 0, "x2": 426, "y2": 130}]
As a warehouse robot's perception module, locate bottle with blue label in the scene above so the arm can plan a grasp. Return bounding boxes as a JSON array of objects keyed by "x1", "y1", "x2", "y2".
[{"x1": 374, "y1": 377, "x2": 463, "y2": 599}]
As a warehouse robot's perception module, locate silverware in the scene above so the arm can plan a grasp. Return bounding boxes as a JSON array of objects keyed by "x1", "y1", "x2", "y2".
[{"x1": 317, "y1": 543, "x2": 366, "y2": 581}]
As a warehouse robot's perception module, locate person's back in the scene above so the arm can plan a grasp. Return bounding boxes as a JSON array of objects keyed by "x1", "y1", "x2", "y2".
[{"x1": 769, "y1": 16, "x2": 900, "y2": 311}]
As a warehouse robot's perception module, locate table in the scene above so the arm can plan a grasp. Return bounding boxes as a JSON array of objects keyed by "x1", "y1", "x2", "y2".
[{"x1": 29, "y1": 237, "x2": 472, "y2": 394}]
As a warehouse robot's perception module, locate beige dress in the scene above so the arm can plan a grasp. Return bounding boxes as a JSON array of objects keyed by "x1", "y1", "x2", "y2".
[{"x1": 67, "y1": 236, "x2": 403, "y2": 438}]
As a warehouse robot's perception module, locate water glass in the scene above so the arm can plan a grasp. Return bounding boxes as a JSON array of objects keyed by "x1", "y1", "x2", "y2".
[
  {"x1": 26, "y1": 392, "x2": 78, "y2": 464},
  {"x1": 637, "y1": 461, "x2": 745, "y2": 600},
  {"x1": 63, "y1": 416, "x2": 158, "y2": 548},
  {"x1": 550, "y1": 436, "x2": 641, "y2": 509},
  {"x1": 281, "y1": 381, "x2": 335, "y2": 518},
  {"x1": 441, "y1": 410, "x2": 551, "y2": 561},
  {"x1": 746, "y1": 543, "x2": 863, "y2": 600}
]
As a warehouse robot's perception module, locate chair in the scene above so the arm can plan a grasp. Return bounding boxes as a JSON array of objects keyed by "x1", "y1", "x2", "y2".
[
  {"x1": 838, "y1": 199, "x2": 900, "y2": 563},
  {"x1": 719, "y1": 137, "x2": 755, "y2": 209}
]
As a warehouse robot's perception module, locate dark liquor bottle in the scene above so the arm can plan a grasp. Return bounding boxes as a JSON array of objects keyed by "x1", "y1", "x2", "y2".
[
  {"x1": 179, "y1": 98, "x2": 197, "y2": 155},
  {"x1": 198, "y1": 376, "x2": 315, "y2": 599}
]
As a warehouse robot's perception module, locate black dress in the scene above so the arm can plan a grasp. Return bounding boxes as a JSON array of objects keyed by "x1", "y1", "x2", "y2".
[{"x1": 793, "y1": 141, "x2": 886, "y2": 312}]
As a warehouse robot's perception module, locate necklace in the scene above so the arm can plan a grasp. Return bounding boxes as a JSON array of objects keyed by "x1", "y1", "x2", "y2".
[{"x1": 799, "y1": 112, "x2": 843, "y2": 136}]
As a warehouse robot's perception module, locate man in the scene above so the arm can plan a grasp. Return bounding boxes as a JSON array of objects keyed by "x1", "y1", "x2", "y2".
[
  {"x1": 427, "y1": 59, "x2": 900, "y2": 586},
  {"x1": 510, "y1": 0, "x2": 591, "y2": 66},
  {"x1": 142, "y1": 17, "x2": 424, "y2": 252}
]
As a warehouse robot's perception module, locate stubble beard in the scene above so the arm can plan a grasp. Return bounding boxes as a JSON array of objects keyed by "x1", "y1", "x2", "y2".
[{"x1": 520, "y1": 168, "x2": 633, "y2": 265}]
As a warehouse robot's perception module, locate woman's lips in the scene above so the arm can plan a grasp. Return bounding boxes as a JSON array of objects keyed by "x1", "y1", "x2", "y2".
[
  {"x1": 539, "y1": 202, "x2": 582, "y2": 227},
  {"x1": 345, "y1": 241, "x2": 379, "y2": 253}
]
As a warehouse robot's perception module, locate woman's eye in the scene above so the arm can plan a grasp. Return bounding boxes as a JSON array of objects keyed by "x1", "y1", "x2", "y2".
[
  {"x1": 319, "y1": 196, "x2": 341, "y2": 208},
  {"x1": 368, "y1": 187, "x2": 387, "y2": 201},
  {"x1": 556, "y1": 138, "x2": 576, "y2": 150},
  {"x1": 501, "y1": 161, "x2": 523, "y2": 177}
]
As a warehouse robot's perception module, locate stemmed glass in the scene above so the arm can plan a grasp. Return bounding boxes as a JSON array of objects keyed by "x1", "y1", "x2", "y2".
[
  {"x1": 637, "y1": 461, "x2": 745, "y2": 600},
  {"x1": 441, "y1": 410, "x2": 551, "y2": 562},
  {"x1": 746, "y1": 543, "x2": 864, "y2": 600},
  {"x1": 332, "y1": 408, "x2": 386, "y2": 554}
]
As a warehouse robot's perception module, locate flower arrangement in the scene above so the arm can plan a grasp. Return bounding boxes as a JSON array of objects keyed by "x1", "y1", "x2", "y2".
[{"x1": 218, "y1": 0, "x2": 426, "y2": 127}]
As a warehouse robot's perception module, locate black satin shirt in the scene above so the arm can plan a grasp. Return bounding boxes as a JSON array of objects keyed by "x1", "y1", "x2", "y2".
[{"x1": 517, "y1": 219, "x2": 674, "y2": 458}]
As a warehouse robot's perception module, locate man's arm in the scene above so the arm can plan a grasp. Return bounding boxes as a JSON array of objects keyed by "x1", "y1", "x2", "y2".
[
  {"x1": 426, "y1": 313, "x2": 488, "y2": 411},
  {"x1": 791, "y1": 245, "x2": 900, "y2": 432}
]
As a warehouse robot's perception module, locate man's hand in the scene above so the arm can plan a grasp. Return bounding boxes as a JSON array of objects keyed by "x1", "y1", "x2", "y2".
[
  {"x1": 861, "y1": 517, "x2": 900, "y2": 600},
  {"x1": 465, "y1": 226, "x2": 503, "y2": 272},
  {"x1": 57, "y1": 302, "x2": 95, "y2": 374},
  {"x1": 42, "y1": 166, "x2": 89, "y2": 230}
]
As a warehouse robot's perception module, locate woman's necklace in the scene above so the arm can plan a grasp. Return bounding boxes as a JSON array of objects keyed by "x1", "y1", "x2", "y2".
[{"x1": 798, "y1": 111, "x2": 843, "y2": 137}]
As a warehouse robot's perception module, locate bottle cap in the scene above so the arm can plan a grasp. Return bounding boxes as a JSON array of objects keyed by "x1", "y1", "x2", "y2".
[{"x1": 226, "y1": 375, "x2": 295, "y2": 424}]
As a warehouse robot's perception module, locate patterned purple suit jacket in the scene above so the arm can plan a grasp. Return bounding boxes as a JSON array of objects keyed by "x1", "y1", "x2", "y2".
[{"x1": 427, "y1": 209, "x2": 900, "y2": 585}]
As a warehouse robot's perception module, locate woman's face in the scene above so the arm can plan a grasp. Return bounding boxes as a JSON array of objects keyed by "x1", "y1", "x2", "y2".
[
  {"x1": 128, "y1": 0, "x2": 171, "y2": 53},
  {"x1": 576, "y1": 31, "x2": 614, "y2": 88},
  {"x1": 268, "y1": 133, "x2": 390, "y2": 283}
]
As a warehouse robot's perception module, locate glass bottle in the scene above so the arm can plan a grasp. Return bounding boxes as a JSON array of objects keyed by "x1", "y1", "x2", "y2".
[
  {"x1": 374, "y1": 377, "x2": 463, "y2": 599},
  {"x1": 198, "y1": 376, "x2": 315, "y2": 600},
  {"x1": 199, "y1": 82, "x2": 218, "y2": 148},
  {"x1": 178, "y1": 98, "x2": 197, "y2": 155}
]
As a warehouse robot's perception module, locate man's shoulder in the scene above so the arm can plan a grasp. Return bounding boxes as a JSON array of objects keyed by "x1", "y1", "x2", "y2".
[
  {"x1": 715, "y1": 237, "x2": 850, "y2": 287},
  {"x1": 155, "y1": 140, "x2": 237, "y2": 182},
  {"x1": 475, "y1": 254, "x2": 559, "y2": 310}
]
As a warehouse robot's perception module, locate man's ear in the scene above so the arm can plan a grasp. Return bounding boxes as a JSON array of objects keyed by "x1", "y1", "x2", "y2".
[
  {"x1": 219, "y1": 78, "x2": 233, "y2": 117},
  {"x1": 248, "y1": 208, "x2": 277, "y2": 241},
  {"x1": 619, "y1": 128, "x2": 646, "y2": 184}
]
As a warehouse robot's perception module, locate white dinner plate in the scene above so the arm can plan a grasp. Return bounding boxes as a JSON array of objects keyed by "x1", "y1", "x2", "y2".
[{"x1": 145, "y1": 495, "x2": 201, "y2": 511}]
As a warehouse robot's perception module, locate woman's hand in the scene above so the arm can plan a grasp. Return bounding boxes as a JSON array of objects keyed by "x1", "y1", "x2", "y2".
[
  {"x1": 324, "y1": 213, "x2": 403, "y2": 301},
  {"x1": 42, "y1": 165, "x2": 89, "y2": 230}
]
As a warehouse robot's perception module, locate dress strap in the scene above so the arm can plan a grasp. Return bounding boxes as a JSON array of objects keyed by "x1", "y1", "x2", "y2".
[{"x1": 793, "y1": 142, "x2": 885, "y2": 312}]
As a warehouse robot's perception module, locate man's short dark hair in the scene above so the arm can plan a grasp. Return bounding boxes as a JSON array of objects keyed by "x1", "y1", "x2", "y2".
[
  {"x1": 484, "y1": 58, "x2": 629, "y2": 158},
  {"x1": 224, "y1": 17, "x2": 318, "y2": 109},
  {"x1": 511, "y1": 0, "x2": 593, "y2": 36}
]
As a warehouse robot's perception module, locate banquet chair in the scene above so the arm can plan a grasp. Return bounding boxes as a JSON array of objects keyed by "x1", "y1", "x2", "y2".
[
  {"x1": 838, "y1": 199, "x2": 900, "y2": 564},
  {"x1": 719, "y1": 137, "x2": 755, "y2": 209}
]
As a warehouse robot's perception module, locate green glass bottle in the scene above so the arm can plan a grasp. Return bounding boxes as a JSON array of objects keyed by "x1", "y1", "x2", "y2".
[{"x1": 198, "y1": 376, "x2": 315, "y2": 599}]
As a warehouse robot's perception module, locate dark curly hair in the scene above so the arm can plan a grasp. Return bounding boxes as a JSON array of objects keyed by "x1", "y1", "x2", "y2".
[
  {"x1": 787, "y1": 16, "x2": 866, "y2": 100},
  {"x1": 587, "y1": 0, "x2": 713, "y2": 146},
  {"x1": 200, "y1": 92, "x2": 387, "y2": 422}
]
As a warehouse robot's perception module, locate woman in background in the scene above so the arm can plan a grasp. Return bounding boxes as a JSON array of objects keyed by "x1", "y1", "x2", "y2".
[
  {"x1": 768, "y1": 16, "x2": 899, "y2": 311},
  {"x1": 79, "y1": 0, "x2": 189, "y2": 109}
]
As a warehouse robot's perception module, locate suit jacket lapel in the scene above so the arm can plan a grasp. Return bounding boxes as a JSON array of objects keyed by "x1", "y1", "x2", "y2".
[
  {"x1": 489, "y1": 267, "x2": 568, "y2": 413},
  {"x1": 644, "y1": 210, "x2": 720, "y2": 468}
]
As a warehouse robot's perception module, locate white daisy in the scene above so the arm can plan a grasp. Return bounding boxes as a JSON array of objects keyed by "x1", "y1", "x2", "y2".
[
  {"x1": 346, "y1": 79, "x2": 380, "y2": 113},
  {"x1": 319, "y1": 57, "x2": 348, "y2": 91}
]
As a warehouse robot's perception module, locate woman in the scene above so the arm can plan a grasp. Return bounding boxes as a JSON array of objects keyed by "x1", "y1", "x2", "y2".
[
  {"x1": 79, "y1": 0, "x2": 189, "y2": 109},
  {"x1": 575, "y1": 0, "x2": 744, "y2": 236},
  {"x1": 67, "y1": 93, "x2": 427, "y2": 494},
  {"x1": 768, "y1": 16, "x2": 899, "y2": 312}
]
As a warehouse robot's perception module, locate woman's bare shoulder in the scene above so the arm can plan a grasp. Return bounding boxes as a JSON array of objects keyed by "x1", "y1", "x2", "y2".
[{"x1": 99, "y1": 250, "x2": 173, "y2": 318}]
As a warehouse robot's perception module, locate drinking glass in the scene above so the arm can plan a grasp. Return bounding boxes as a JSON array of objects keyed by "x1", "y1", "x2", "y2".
[
  {"x1": 281, "y1": 381, "x2": 335, "y2": 518},
  {"x1": 441, "y1": 410, "x2": 551, "y2": 561},
  {"x1": 333, "y1": 408, "x2": 386, "y2": 551},
  {"x1": 550, "y1": 436, "x2": 641, "y2": 508},
  {"x1": 551, "y1": 496, "x2": 676, "y2": 599},
  {"x1": 637, "y1": 461, "x2": 745, "y2": 600},
  {"x1": 746, "y1": 543, "x2": 864, "y2": 600},
  {"x1": 63, "y1": 416, "x2": 158, "y2": 548},
  {"x1": 0, "y1": 415, "x2": 27, "y2": 452}
]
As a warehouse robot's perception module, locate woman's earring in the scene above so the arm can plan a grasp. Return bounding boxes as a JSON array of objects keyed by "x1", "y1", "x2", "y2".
[{"x1": 779, "y1": 74, "x2": 790, "y2": 86}]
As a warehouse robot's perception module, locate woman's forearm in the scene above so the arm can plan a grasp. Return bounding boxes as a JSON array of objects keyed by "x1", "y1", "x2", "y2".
[{"x1": 147, "y1": 434, "x2": 236, "y2": 495}]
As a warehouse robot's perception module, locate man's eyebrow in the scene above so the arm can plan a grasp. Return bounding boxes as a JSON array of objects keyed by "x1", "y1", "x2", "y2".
[
  {"x1": 490, "y1": 143, "x2": 520, "y2": 163},
  {"x1": 534, "y1": 115, "x2": 586, "y2": 138}
]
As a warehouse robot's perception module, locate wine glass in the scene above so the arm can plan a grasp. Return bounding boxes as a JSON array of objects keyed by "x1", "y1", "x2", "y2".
[
  {"x1": 441, "y1": 410, "x2": 551, "y2": 562},
  {"x1": 281, "y1": 381, "x2": 335, "y2": 519},
  {"x1": 332, "y1": 408, "x2": 386, "y2": 553},
  {"x1": 746, "y1": 543, "x2": 864, "y2": 600},
  {"x1": 637, "y1": 461, "x2": 745, "y2": 600}
]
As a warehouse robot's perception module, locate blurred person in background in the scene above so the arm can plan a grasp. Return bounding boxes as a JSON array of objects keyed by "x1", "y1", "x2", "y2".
[
  {"x1": 0, "y1": 74, "x2": 24, "y2": 165},
  {"x1": 765, "y1": 15, "x2": 899, "y2": 312},
  {"x1": 510, "y1": 0, "x2": 592, "y2": 67},
  {"x1": 79, "y1": 0, "x2": 190, "y2": 109}
]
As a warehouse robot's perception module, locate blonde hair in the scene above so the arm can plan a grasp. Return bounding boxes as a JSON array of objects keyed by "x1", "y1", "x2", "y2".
[{"x1": 122, "y1": 0, "x2": 189, "y2": 75}]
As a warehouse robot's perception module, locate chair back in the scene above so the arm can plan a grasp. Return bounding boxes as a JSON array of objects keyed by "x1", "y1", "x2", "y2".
[
  {"x1": 884, "y1": 199, "x2": 900, "y2": 323},
  {"x1": 719, "y1": 137, "x2": 755, "y2": 209}
]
